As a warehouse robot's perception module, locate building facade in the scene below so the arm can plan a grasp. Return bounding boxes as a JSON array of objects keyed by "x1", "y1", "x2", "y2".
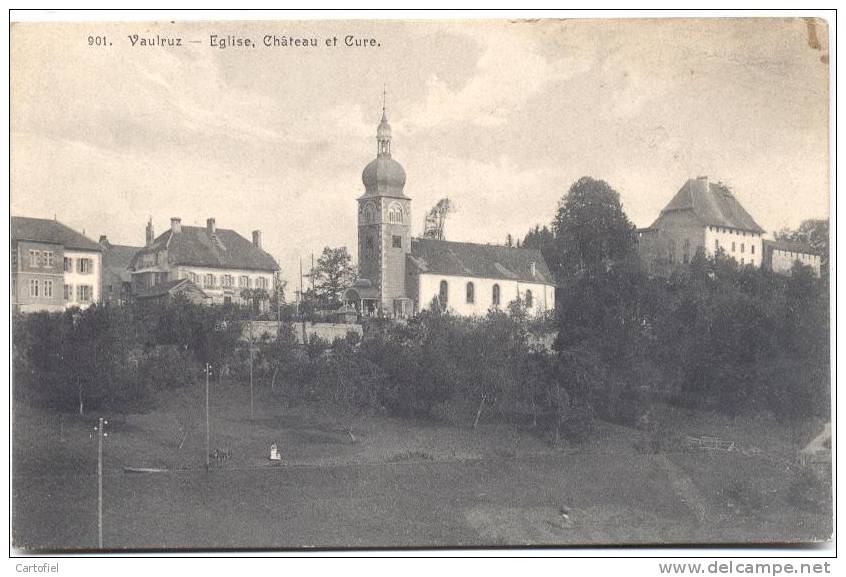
[
  {"x1": 345, "y1": 108, "x2": 556, "y2": 317},
  {"x1": 129, "y1": 217, "x2": 279, "y2": 308},
  {"x1": 762, "y1": 239, "x2": 822, "y2": 277},
  {"x1": 11, "y1": 216, "x2": 103, "y2": 313},
  {"x1": 98, "y1": 235, "x2": 141, "y2": 306}
]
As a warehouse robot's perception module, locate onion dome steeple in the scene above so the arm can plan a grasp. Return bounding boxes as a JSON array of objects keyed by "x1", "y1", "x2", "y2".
[{"x1": 361, "y1": 90, "x2": 407, "y2": 198}]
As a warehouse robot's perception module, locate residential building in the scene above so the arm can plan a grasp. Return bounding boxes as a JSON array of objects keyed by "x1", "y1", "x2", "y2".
[
  {"x1": 98, "y1": 235, "x2": 141, "y2": 306},
  {"x1": 129, "y1": 217, "x2": 279, "y2": 309},
  {"x1": 11, "y1": 216, "x2": 103, "y2": 312},
  {"x1": 343, "y1": 107, "x2": 556, "y2": 317}
]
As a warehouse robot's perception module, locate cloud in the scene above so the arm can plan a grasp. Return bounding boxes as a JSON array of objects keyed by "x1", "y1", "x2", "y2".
[{"x1": 403, "y1": 27, "x2": 555, "y2": 130}]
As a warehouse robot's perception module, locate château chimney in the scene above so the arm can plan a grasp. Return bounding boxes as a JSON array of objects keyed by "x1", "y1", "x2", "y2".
[
  {"x1": 98, "y1": 234, "x2": 109, "y2": 247},
  {"x1": 171, "y1": 217, "x2": 182, "y2": 234},
  {"x1": 693, "y1": 175, "x2": 709, "y2": 196},
  {"x1": 207, "y1": 218, "x2": 216, "y2": 235},
  {"x1": 252, "y1": 230, "x2": 262, "y2": 249},
  {"x1": 145, "y1": 218, "x2": 155, "y2": 247}
]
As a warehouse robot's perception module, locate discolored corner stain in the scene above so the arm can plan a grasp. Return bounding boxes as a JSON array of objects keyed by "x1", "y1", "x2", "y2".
[
  {"x1": 805, "y1": 18, "x2": 822, "y2": 50},
  {"x1": 804, "y1": 17, "x2": 829, "y2": 65}
]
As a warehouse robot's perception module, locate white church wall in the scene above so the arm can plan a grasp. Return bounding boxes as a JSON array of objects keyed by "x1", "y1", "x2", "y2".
[{"x1": 417, "y1": 273, "x2": 554, "y2": 317}]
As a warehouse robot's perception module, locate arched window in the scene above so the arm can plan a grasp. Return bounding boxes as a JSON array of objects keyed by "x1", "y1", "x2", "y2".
[
  {"x1": 365, "y1": 236, "x2": 375, "y2": 259},
  {"x1": 363, "y1": 203, "x2": 376, "y2": 224},
  {"x1": 439, "y1": 280, "x2": 448, "y2": 309},
  {"x1": 492, "y1": 284, "x2": 500, "y2": 307},
  {"x1": 388, "y1": 204, "x2": 403, "y2": 224},
  {"x1": 466, "y1": 281, "x2": 475, "y2": 304},
  {"x1": 683, "y1": 239, "x2": 691, "y2": 264},
  {"x1": 525, "y1": 289, "x2": 533, "y2": 308}
]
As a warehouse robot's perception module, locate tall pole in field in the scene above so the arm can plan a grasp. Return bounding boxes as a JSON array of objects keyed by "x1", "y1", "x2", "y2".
[
  {"x1": 205, "y1": 363, "x2": 210, "y2": 470},
  {"x1": 97, "y1": 416, "x2": 104, "y2": 549},
  {"x1": 249, "y1": 320, "x2": 254, "y2": 420}
]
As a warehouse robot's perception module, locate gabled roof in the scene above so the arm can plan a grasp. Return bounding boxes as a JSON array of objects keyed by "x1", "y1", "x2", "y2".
[
  {"x1": 652, "y1": 178, "x2": 764, "y2": 233},
  {"x1": 101, "y1": 242, "x2": 142, "y2": 282},
  {"x1": 131, "y1": 225, "x2": 279, "y2": 272},
  {"x1": 762, "y1": 239, "x2": 820, "y2": 256},
  {"x1": 135, "y1": 278, "x2": 207, "y2": 300},
  {"x1": 11, "y1": 216, "x2": 101, "y2": 251},
  {"x1": 407, "y1": 238, "x2": 554, "y2": 284}
]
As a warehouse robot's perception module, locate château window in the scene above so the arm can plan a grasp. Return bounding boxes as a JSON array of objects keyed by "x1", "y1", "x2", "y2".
[
  {"x1": 751, "y1": 245, "x2": 755, "y2": 254},
  {"x1": 439, "y1": 280, "x2": 449, "y2": 309},
  {"x1": 43, "y1": 251, "x2": 54, "y2": 268},
  {"x1": 466, "y1": 282, "x2": 475, "y2": 304},
  {"x1": 64, "y1": 284, "x2": 73, "y2": 301},
  {"x1": 714, "y1": 239, "x2": 719, "y2": 251},
  {"x1": 256, "y1": 277, "x2": 268, "y2": 289},
  {"x1": 29, "y1": 279, "x2": 39, "y2": 297},
  {"x1": 492, "y1": 284, "x2": 500, "y2": 307},
  {"x1": 205, "y1": 274, "x2": 215, "y2": 287},
  {"x1": 222, "y1": 274, "x2": 233, "y2": 288},
  {"x1": 741, "y1": 243, "x2": 745, "y2": 254},
  {"x1": 238, "y1": 275, "x2": 248, "y2": 288},
  {"x1": 77, "y1": 258, "x2": 93, "y2": 274},
  {"x1": 29, "y1": 250, "x2": 39, "y2": 268},
  {"x1": 43, "y1": 280, "x2": 53, "y2": 298},
  {"x1": 731, "y1": 242, "x2": 736, "y2": 252},
  {"x1": 392, "y1": 235, "x2": 402, "y2": 249},
  {"x1": 525, "y1": 289, "x2": 533, "y2": 308}
]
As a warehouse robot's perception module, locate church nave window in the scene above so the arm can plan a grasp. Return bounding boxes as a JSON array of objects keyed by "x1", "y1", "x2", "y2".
[
  {"x1": 525, "y1": 289, "x2": 533, "y2": 308},
  {"x1": 439, "y1": 280, "x2": 449, "y2": 309},
  {"x1": 466, "y1": 282, "x2": 475, "y2": 304},
  {"x1": 492, "y1": 284, "x2": 500, "y2": 307}
]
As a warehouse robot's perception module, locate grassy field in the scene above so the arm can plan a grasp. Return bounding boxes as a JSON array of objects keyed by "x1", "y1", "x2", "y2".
[{"x1": 11, "y1": 377, "x2": 832, "y2": 550}]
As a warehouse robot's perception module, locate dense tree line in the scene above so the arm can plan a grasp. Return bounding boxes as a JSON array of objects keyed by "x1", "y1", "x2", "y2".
[{"x1": 13, "y1": 296, "x2": 243, "y2": 414}]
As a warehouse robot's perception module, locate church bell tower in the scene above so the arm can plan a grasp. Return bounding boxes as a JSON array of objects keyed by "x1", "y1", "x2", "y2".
[{"x1": 357, "y1": 99, "x2": 412, "y2": 316}]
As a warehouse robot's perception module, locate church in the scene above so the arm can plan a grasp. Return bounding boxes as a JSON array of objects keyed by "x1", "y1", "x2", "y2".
[{"x1": 344, "y1": 107, "x2": 556, "y2": 318}]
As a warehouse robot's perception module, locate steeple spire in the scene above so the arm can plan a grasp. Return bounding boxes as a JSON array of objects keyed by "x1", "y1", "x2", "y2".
[{"x1": 376, "y1": 87, "x2": 392, "y2": 157}]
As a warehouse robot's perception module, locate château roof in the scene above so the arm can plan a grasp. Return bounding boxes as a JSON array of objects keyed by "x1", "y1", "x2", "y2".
[
  {"x1": 131, "y1": 225, "x2": 279, "y2": 272},
  {"x1": 407, "y1": 238, "x2": 554, "y2": 284},
  {"x1": 652, "y1": 177, "x2": 764, "y2": 233},
  {"x1": 11, "y1": 216, "x2": 102, "y2": 252}
]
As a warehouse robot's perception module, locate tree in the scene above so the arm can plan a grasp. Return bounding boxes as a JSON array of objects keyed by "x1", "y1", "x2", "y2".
[
  {"x1": 310, "y1": 246, "x2": 357, "y2": 310},
  {"x1": 551, "y1": 176, "x2": 637, "y2": 280},
  {"x1": 521, "y1": 224, "x2": 556, "y2": 269}
]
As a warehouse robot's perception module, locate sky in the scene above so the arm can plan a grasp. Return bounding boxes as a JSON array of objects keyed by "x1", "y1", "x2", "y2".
[{"x1": 10, "y1": 17, "x2": 830, "y2": 284}]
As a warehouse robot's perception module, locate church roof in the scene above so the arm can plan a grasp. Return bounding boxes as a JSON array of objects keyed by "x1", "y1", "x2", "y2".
[
  {"x1": 408, "y1": 238, "x2": 554, "y2": 285},
  {"x1": 652, "y1": 177, "x2": 764, "y2": 233},
  {"x1": 131, "y1": 225, "x2": 279, "y2": 272},
  {"x1": 11, "y1": 216, "x2": 102, "y2": 252}
]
